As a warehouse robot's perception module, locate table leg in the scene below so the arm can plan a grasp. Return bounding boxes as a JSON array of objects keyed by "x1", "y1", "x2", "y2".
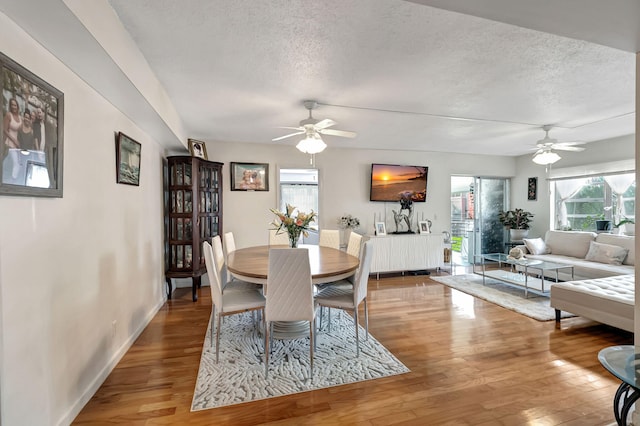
[{"x1": 614, "y1": 382, "x2": 640, "y2": 425}]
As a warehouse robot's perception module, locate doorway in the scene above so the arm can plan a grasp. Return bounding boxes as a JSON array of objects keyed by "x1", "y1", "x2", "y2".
[{"x1": 450, "y1": 176, "x2": 509, "y2": 265}]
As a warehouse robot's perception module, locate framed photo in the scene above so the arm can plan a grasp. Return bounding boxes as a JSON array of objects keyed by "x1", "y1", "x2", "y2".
[
  {"x1": 115, "y1": 132, "x2": 141, "y2": 186},
  {"x1": 419, "y1": 220, "x2": 431, "y2": 234},
  {"x1": 375, "y1": 222, "x2": 387, "y2": 236},
  {"x1": 528, "y1": 177, "x2": 537, "y2": 201},
  {"x1": 188, "y1": 139, "x2": 208, "y2": 160},
  {"x1": 0, "y1": 51, "x2": 64, "y2": 197},
  {"x1": 230, "y1": 162, "x2": 269, "y2": 191}
]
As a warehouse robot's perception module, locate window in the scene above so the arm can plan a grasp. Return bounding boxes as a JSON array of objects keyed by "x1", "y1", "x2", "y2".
[
  {"x1": 279, "y1": 168, "x2": 319, "y2": 230},
  {"x1": 554, "y1": 173, "x2": 635, "y2": 231}
]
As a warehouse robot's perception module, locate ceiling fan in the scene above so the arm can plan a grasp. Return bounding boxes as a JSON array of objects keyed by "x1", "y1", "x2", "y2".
[
  {"x1": 272, "y1": 100, "x2": 357, "y2": 153},
  {"x1": 532, "y1": 125, "x2": 585, "y2": 165}
]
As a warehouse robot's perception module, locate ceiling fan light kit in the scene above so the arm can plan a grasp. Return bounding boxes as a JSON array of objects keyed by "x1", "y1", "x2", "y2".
[
  {"x1": 296, "y1": 132, "x2": 327, "y2": 154},
  {"x1": 532, "y1": 150, "x2": 561, "y2": 165},
  {"x1": 273, "y1": 100, "x2": 356, "y2": 154},
  {"x1": 531, "y1": 125, "x2": 585, "y2": 165}
]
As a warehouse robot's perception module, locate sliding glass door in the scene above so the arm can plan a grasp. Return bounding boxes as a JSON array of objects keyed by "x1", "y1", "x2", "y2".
[
  {"x1": 451, "y1": 176, "x2": 508, "y2": 264},
  {"x1": 473, "y1": 177, "x2": 509, "y2": 260}
]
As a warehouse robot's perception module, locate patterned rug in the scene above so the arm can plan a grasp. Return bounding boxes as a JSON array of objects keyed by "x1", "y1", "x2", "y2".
[
  {"x1": 191, "y1": 309, "x2": 409, "y2": 411},
  {"x1": 431, "y1": 274, "x2": 575, "y2": 321}
]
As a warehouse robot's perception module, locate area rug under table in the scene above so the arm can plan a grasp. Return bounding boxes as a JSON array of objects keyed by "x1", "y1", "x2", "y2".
[
  {"x1": 431, "y1": 274, "x2": 575, "y2": 321},
  {"x1": 191, "y1": 309, "x2": 409, "y2": 411}
]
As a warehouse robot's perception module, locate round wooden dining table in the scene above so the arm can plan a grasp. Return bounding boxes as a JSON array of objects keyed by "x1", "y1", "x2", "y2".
[
  {"x1": 227, "y1": 244, "x2": 359, "y2": 339},
  {"x1": 227, "y1": 244, "x2": 359, "y2": 286}
]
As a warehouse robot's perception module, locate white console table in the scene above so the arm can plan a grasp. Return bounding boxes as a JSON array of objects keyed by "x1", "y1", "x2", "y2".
[{"x1": 368, "y1": 233, "x2": 444, "y2": 278}]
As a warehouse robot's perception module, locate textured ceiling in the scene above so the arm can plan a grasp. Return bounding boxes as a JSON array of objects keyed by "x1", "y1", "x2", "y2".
[
  {"x1": 104, "y1": 1, "x2": 635, "y2": 155},
  {"x1": 5, "y1": 0, "x2": 640, "y2": 155}
]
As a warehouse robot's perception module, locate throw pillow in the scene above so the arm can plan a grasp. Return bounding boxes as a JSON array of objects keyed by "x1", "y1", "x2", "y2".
[
  {"x1": 584, "y1": 241, "x2": 629, "y2": 265},
  {"x1": 523, "y1": 238, "x2": 550, "y2": 255}
]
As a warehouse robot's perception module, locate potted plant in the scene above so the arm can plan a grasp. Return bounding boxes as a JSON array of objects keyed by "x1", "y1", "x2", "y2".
[
  {"x1": 594, "y1": 213, "x2": 613, "y2": 232},
  {"x1": 613, "y1": 216, "x2": 635, "y2": 235},
  {"x1": 498, "y1": 208, "x2": 534, "y2": 240}
]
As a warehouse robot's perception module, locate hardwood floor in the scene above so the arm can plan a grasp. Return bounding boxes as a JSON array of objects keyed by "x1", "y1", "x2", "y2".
[{"x1": 73, "y1": 272, "x2": 632, "y2": 425}]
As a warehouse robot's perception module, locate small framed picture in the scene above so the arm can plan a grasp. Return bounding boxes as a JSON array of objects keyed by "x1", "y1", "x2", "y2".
[
  {"x1": 375, "y1": 222, "x2": 387, "y2": 236},
  {"x1": 419, "y1": 220, "x2": 431, "y2": 234},
  {"x1": 230, "y1": 162, "x2": 269, "y2": 191},
  {"x1": 528, "y1": 177, "x2": 537, "y2": 201},
  {"x1": 115, "y1": 132, "x2": 141, "y2": 186},
  {"x1": 188, "y1": 139, "x2": 208, "y2": 160}
]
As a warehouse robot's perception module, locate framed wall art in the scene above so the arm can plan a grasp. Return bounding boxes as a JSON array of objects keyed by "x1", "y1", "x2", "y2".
[
  {"x1": 528, "y1": 177, "x2": 537, "y2": 201},
  {"x1": 0, "y1": 51, "x2": 64, "y2": 197},
  {"x1": 375, "y1": 222, "x2": 387, "y2": 236},
  {"x1": 188, "y1": 138, "x2": 208, "y2": 160},
  {"x1": 230, "y1": 162, "x2": 269, "y2": 191},
  {"x1": 115, "y1": 132, "x2": 141, "y2": 186}
]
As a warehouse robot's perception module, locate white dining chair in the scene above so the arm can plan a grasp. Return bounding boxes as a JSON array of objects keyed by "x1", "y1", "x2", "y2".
[
  {"x1": 268, "y1": 229, "x2": 290, "y2": 246},
  {"x1": 223, "y1": 231, "x2": 238, "y2": 280},
  {"x1": 223, "y1": 232, "x2": 236, "y2": 261},
  {"x1": 264, "y1": 248, "x2": 317, "y2": 378},
  {"x1": 315, "y1": 240, "x2": 374, "y2": 357},
  {"x1": 319, "y1": 229, "x2": 340, "y2": 250},
  {"x1": 203, "y1": 241, "x2": 265, "y2": 362},
  {"x1": 346, "y1": 232, "x2": 363, "y2": 258},
  {"x1": 211, "y1": 235, "x2": 259, "y2": 293},
  {"x1": 345, "y1": 232, "x2": 364, "y2": 284}
]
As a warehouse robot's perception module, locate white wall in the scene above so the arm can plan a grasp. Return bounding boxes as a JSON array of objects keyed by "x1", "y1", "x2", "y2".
[
  {"x1": 196, "y1": 141, "x2": 517, "y2": 249},
  {"x1": 0, "y1": 12, "x2": 166, "y2": 426}
]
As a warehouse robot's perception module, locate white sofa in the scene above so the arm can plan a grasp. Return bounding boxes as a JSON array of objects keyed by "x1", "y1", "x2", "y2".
[
  {"x1": 518, "y1": 230, "x2": 634, "y2": 281},
  {"x1": 519, "y1": 230, "x2": 636, "y2": 331}
]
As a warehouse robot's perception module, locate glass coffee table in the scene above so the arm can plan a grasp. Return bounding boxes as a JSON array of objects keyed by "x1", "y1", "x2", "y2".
[
  {"x1": 474, "y1": 253, "x2": 574, "y2": 298},
  {"x1": 598, "y1": 345, "x2": 639, "y2": 425}
]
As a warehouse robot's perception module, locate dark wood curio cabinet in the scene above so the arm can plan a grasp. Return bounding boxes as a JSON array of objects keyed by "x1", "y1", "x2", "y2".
[{"x1": 164, "y1": 156, "x2": 223, "y2": 301}]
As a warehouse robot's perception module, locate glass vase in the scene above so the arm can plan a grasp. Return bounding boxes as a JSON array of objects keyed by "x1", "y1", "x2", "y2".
[{"x1": 289, "y1": 228, "x2": 301, "y2": 248}]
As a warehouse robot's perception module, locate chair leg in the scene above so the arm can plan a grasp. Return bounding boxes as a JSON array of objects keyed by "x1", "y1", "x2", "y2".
[
  {"x1": 216, "y1": 313, "x2": 222, "y2": 363},
  {"x1": 309, "y1": 321, "x2": 314, "y2": 379},
  {"x1": 354, "y1": 308, "x2": 360, "y2": 357},
  {"x1": 319, "y1": 306, "x2": 324, "y2": 331},
  {"x1": 364, "y1": 298, "x2": 369, "y2": 340},
  {"x1": 313, "y1": 316, "x2": 318, "y2": 350},
  {"x1": 210, "y1": 305, "x2": 216, "y2": 347},
  {"x1": 264, "y1": 320, "x2": 270, "y2": 378}
]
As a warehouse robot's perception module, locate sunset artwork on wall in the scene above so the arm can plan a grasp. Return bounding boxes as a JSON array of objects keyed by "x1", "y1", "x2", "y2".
[{"x1": 370, "y1": 163, "x2": 428, "y2": 203}]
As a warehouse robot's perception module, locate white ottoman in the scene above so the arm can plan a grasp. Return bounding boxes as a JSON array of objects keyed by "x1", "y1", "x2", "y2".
[{"x1": 551, "y1": 275, "x2": 635, "y2": 332}]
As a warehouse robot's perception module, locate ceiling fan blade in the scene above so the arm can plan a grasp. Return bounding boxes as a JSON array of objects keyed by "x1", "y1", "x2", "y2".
[
  {"x1": 537, "y1": 137, "x2": 557, "y2": 145},
  {"x1": 533, "y1": 149, "x2": 544, "y2": 155},
  {"x1": 272, "y1": 130, "x2": 305, "y2": 142},
  {"x1": 276, "y1": 126, "x2": 304, "y2": 131},
  {"x1": 318, "y1": 128, "x2": 357, "y2": 138},
  {"x1": 555, "y1": 141, "x2": 585, "y2": 146},
  {"x1": 553, "y1": 145, "x2": 585, "y2": 152},
  {"x1": 314, "y1": 118, "x2": 336, "y2": 129}
]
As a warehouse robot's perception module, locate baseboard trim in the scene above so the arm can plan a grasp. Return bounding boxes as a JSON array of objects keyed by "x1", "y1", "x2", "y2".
[{"x1": 56, "y1": 294, "x2": 167, "y2": 426}]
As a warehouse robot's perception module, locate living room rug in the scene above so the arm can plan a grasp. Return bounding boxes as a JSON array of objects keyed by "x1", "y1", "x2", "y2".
[
  {"x1": 191, "y1": 309, "x2": 409, "y2": 411},
  {"x1": 431, "y1": 274, "x2": 575, "y2": 321}
]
